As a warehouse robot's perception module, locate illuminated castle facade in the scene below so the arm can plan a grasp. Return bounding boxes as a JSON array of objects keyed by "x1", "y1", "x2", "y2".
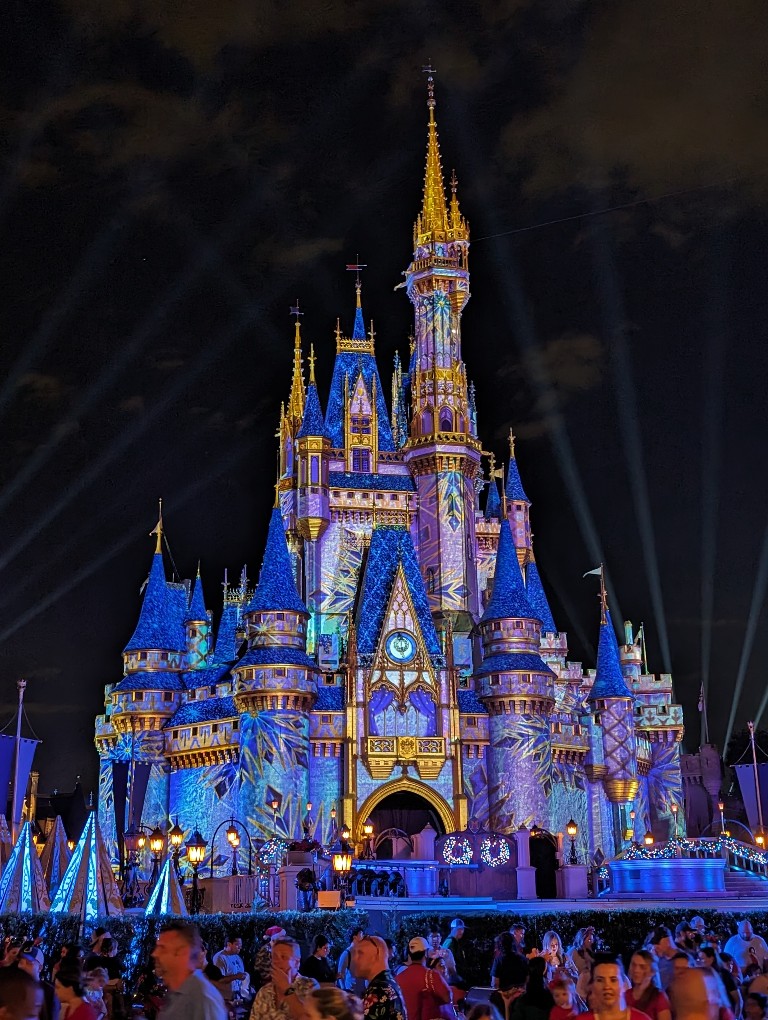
[{"x1": 95, "y1": 82, "x2": 685, "y2": 871}]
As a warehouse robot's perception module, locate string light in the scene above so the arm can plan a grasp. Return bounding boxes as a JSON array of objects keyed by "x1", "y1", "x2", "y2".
[
  {"x1": 480, "y1": 836, "x2": 511, "y2": 868},
  {"x1": 624, "y1": 836, "x2": 768, "y2": 867},
  {"x1": 442, "y1": 836, "x2": 473, "y2": 866}
]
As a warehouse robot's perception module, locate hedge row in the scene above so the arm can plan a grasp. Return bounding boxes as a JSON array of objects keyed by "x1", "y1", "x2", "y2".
[{"x1": 2, "y1": 907, "x2": 768, "y2": 990}]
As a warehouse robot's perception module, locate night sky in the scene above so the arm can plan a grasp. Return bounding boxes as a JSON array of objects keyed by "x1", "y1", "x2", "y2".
[{"x1": 1, "y1": 0, "x2": 767, "y2": 795}]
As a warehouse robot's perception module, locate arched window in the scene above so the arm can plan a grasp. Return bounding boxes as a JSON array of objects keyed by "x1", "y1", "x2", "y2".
[
  {"x1": 310, "y1": 457, "x2": 319, "y2": 484},
  {"x1": 421, "y1": 409, "x2": 434, "y2": 434},
  {"x1": 439, "y1": 407, "x2": 453, "y2": 432}
]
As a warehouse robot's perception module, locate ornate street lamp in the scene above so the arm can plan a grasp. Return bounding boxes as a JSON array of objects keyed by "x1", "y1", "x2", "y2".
[
  {"x1": 271, "y1": 798, "x2": 280, "y2": 837},
  {"x1": 643, "y1": 830, "x2": 654, "y2": 847},
  {"x1": 565, "y1": 819, "x2": 578, "y2": 865},
  {"x1": 186, "y1": 829, "x2": 207, "y2": 915},
  {"x1": 332, "y1": 848, "x2": 354, "y2": 905},
  {"x1": 362, "y1": 818, "x2": 375, "y2": 860},
  {"x1": 226, "y1": 819, "x2": 241, "y2": 875},
  {"x1": 671, "y1": 803, "x2": 679, "y2": 838},
  {"x1": 756, "y1": 829, "x2": 766, "y2": 849},
  {"x1": 148, "y1": 824, "x2": 166, "y2": 889},
  {"x1": 718, "y1": 801, "x2": 726, "y2": 835},
  {"x1": 168, "y1": 819, "x2": 184, "y2": 878}
]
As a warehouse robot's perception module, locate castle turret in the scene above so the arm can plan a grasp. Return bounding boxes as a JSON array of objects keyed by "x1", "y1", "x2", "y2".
[
  {"x1": 184, "y1": 570, "x2": 210, "y2": 670},
  {"x1": 505, "y1": 432, "x2": 532, "y2": 567},
  {"x1": 476, "y1": 517, "x2": 555, "y2": 830},
  {"x1": 233, "y1": 507, "x2": 319, "y2": 839},
  {"x1": 296, "y1": 346, "x2": 330, "y2": 541}
]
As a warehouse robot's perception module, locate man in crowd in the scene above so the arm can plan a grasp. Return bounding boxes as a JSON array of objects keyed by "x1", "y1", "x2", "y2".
[
  {"x1": 337, "y1": 929, "x2": 365, "y2": 996},
  {"x1": 254, "y1": 928, "x2": 288, "y2": 993},
  {"x1": 0, "y1": 969, "x2": 43, "y2": 1020},
  {"x1": 16, "y1": 950, "x2": 57, "y2": 1020},
  {"x1": 442, "y1": 921, "x2": 467, "y2": 980},
  {"x1": 396, "y1": 937, "x2": 452, "y2": 1020},
  {"x1": 647, "y1": 927, "x2": 678, "y2": 990},
  {"x1": 351, "y1": 936, "x2": 405, "y2": 1020},
  {"x1": 426, "y1": 932, "x2": 456, "y2": 980},
  {"x1": 249, "y1": 939, "x2": 316, "y2": 1020},
  {"x1": 151, "y1": 922, "x2": 226, "y2": 1020},
  {"x1": 724, "y1": 920, "x2": 768, "y2": 971},
  {"x1": 212, "y1": 936, "x2": 247, "y2": 1002},
  {"x1": 669, "y1": 966, "x2": 722, "y2": 1020},
  {"x1": 509, "y1": 925, "x2": 528, "y2": 958}
]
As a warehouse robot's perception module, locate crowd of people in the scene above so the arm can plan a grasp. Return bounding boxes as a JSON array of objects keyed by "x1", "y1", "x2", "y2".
[{"x1": 2, "y1": 916, "x2": 768, "y2": 1020}]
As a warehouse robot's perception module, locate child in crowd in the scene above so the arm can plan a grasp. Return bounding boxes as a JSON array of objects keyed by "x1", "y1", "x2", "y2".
[
  {"x1": 84, "y1": 969, "x2": 108, "y2": 1020},
  {"x1": 549, "y1": 976, "x2": 583, "y2": 1020}
]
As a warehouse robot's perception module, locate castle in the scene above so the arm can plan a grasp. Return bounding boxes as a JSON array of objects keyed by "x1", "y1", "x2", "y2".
[{"x1": 95, "y1": 79, "x2": 685, "y2": 873}]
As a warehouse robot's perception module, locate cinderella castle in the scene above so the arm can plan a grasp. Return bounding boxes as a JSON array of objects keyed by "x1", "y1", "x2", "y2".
[{"x1": 94, "y1": 80, "x2": 685, "y2": 874}]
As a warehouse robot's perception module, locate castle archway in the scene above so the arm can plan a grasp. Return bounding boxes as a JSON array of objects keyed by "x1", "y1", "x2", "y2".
[{"x1": 355, "y1": 778, "x2": 454, "y2": 844}]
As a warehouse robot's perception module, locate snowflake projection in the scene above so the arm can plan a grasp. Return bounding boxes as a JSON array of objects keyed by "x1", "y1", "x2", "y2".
[
  {"x1": 648, "y1": 743, "x2": 684, "y2": 830},
  {"x1": 489, "y1": 714, "x2": 552, "y2": 830},
  {"x1": 464, "y1": 759, "x2": 490, "y2": 829}
]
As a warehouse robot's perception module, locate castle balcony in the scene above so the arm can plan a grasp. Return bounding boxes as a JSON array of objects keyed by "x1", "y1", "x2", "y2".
[
  {"x1": 165, "y1": 716, "x2": 240, "y2": 770},
  {"x1": 94, "y1": 715, "x2": 117, "y2": 755},
  {"x1": 634, "y1": 703, "x2": 684, "y2": 740},
  {"x1": 365, "y1": 735, "x2": 446, "y2": 781},
  {"x1": 632, "y1": 672, "x2": 674, "y2": 694},
  {"x1": 550, "y1": 719, "x2": 589, "y2": 764},
  {"x1": 110, "y1": 689, "x2": 181, "y2": 733}
]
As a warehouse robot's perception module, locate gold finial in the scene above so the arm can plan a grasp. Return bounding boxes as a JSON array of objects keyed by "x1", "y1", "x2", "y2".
[
  {"x1": 150, "y1": 498, "x2": 163, "y2": 553},
  {"x1": 222, "y1": 568, "x2": 229, "y2": 602},
  {"x1": 599, "y1": 564, "x2": 608, "y2": 625},
  {"x1": 308, "y1": 343, "x2": 316, "y2": 384},
  {"x1": 274, "y1": 451, "x2": 280, "y2": 509},
  {"x1": 408, "y1": 331, "x2": 415, "y2": 355},
  {"x1": 449, "y1": 168, "x2": 465, "y2": 233},
  {"x1": 418, "y1": 65, "x2": 449, "y2": 239},
  {"x1": 509, "y1": 429, "x2": 516, "y2": 458},
  {"x1": 488, "y1": 451, "x2": 497, "y2": 476},
  {"x1": 196, "y1": 560, "x2": 201, "y2": 578},
  {"x1": 368, "y1": 320, "x2": 376, "y2": 343}
]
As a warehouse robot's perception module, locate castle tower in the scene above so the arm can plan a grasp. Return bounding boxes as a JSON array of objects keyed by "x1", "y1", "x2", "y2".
[
  {"x1": 402, "y1": 75, "x2": 482, "y2": 618},
  {"x1": 296, "y1": 346, "x2": 330, "y2": 542},
  {"x1": 476, "y1": 517, "x2": 555, "y2": 831},
  {"x1": 233, "y1": 507, "x2": 319, "y2": 839},
  {"x1": 506, "y1": 432, "x2": 532, "y2": 567},
  {"x1": 184, "y1": 570, "x2": 210, "y2": 670}
]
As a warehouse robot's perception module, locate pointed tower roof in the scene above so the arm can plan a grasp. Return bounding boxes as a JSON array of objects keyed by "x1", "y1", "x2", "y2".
[
  {"x1": 481, "y1": 518, "x2": 540, "y2": 624},
  {"x1": 485, "y1": 477, "x2": 501, "y2": 521},
  {"x1": 588, "y1": 610, "x2": 634, "y2": 701},
  {"x1": 50, "y1": 811, "x2": 123, "y2": 920},
  {"x1": 525, "y1": 561, "x2": 557, "y2": 635},
  {"x1": 352, "y1": 283, "x2": 366, "y2": 340},
  {"x1": 144, "y1": 856, "x2": 188, "y2": 916},
  {"x1": 505, "y1": 432, "x2": 530, "y2": 502},
  {"x1": 212, "y1": 601, "x2": 242, "y2": 664},
  {"x1": 357, "y1": 526, "x2": 442, "y2": 658},
  {"x1": 39, "y1": 816, "x2": 72, "y2": 896},
  {"x1": 0, "y1": 821, "x2": 50, "y2": 913},
  {"x1": 124, "y1": 513, "x2": 184, "y2": 653},
  {"x1": 287, "y1": 316, "x2": 306, "y2": 428},
  {"x1": 418, "y1": 74, "x2": 448, "y2": 238},
  {"x1": 245, "y1": 508, "x2": 308, "y2": 616},
  {"x1": 185, "y1": 571, "x2": 207, "y2": 623},
  {"x1": 297, "y1": 347, "x2": 326, "y2": 438}
]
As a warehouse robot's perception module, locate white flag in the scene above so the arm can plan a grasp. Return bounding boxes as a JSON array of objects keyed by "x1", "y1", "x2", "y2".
[{"x1": 583, "y1": 566, "x2": 603, "y2": 578}]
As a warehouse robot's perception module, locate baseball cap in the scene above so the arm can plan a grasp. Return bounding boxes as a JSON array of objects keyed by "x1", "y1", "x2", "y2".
[
  {"x1": 450, "y1": 918, "x2": 465, "y2": 929},
  {"x1": 409, "y1": 937, "x2": 429, "y2": 954},
  {"x1": 20, "y1": 948, "x2": 44, "y2": 968}
]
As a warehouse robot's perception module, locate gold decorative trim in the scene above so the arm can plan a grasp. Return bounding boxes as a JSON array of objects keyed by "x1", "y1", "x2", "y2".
[
  {"x1": 354, "y1": 776, "x2": 455, "y2": 840},
  {"x1": 584, "y1": 764, "x2": 608, "y2": 782},
  {"x1": 603, "y1": 778, "x2": 640, "y2": 803}
]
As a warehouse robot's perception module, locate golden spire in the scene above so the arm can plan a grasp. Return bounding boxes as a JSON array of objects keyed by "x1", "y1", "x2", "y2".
[
  {"x1": 308, "y1": 343, "x2": 317, "y2": 385},
  {"x1": 287, "y1": 302, "x2": 306, "y2": 427},
  {"x1": 419, "y1": 69, "x2": 449, "y2": 239},
  {"x1": 449, "y1": 169, "x2": 466, "y2": 234},
  {"x1": 509, "y1": 428, "x2": 516, "y2": 459},
  {"x1": 150, "y1": 498, "x2": 163, "y2": 554}
]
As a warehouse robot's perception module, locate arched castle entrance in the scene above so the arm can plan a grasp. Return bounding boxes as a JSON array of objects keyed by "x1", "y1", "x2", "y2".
[{"x1": 355, "y1": 778, "x2": 454, "y2": 846}]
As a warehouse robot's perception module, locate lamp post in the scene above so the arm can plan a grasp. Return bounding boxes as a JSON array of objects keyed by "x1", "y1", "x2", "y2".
[
  {"x1": 271, "y1": 798, "x2": 280, "y2": 838},
  {"x1": 362, "y1": 819, "x2": 375, "y2": 860},
  {"x1": 148, "y1": 825, "x2": 166, "y2": 890},
  {"x1": 671, "y1": 803, "x2": 679, "y2": 838},
  {"x1": 643, "y1": 830, "x2": 654, "y2": 847},
  {"x1": 565, "y1": 819, "x2": 578, "y2": 865},
  {"x1": 186, "y1": 829, "x2": 207, "y2": 915},
  {"x1": 226, "y1": 819, "x2": 241, "y2": 876},
  {"x1": 718, "y1": 801, "x2": 726, "y2": 835},
  {"x1": 332, "y1": 847, "x2": 354, "y2": 905},
  {"x1": 169, "y1": 819, "x2": 185, "y2": 879},
  {"x1": 756, "y1": 829, "x2": 766, "y2": 849}
]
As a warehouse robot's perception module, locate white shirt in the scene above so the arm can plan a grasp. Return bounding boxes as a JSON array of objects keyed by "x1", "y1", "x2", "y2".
[{"x1": 723, "y1": 933, "x2": 768, "y2": 970}]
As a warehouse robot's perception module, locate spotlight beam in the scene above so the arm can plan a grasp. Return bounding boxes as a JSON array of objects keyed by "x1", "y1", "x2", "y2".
[
  {"x1": 726, "y1": 519, "x2": 768, "y2": 743},
  {"x1": 588, "y1": 216, "x2": 672, "y2": 673},
  {"x1": 0, "y1": 438, "x2": 257, "y2": 646}
]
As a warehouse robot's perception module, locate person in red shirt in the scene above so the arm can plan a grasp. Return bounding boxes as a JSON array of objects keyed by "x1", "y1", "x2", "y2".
[
  {"x1": 396, "y1": 938, "x2": 452, "y2": 1020},
  {"x1": 549, "y1": 975, "x2": 583, "y2": 1020},
  {"x1": 580, "y1": 957, "x2": 651, "y2": 1020},
  {"x1": 626, "y1": 952, "x2": 671, "y2": 1020}
]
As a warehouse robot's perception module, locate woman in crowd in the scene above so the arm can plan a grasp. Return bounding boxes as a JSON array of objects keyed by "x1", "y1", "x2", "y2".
[
  {"x1": 625, "y1": 951, "x2": 671, "y2": 1020},
  {"x1": 509, "y1": 958, "x2": 554, "y2": 1020},
  {"x1": 491, "y1": 935, "x2": 528, "y2": 992},
  {"x1": 539, "y1": 934, "x2": 571, "y2": 983},
  {"x1": 566, "y1": 931, "x2": 595, "y2": 1003},
  {"x1": 300, "y1": 936, "x2": 336, "y2": 985},
  {"x1": 55, "y1": 968, "x2": 98, "y2": 1020},
  {"x1": 302, "y1": 987, "x2": 364, "y2": 1020},
  {"x1": 745, "y1": 993, "x2": 768, "y2": 1020}
]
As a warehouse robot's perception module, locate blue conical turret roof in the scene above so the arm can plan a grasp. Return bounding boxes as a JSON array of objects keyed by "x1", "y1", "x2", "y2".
[
  {"x1": 245, "y1": 508, "x2": 308, "y2": 616},
  {"x1": 124, "y1": 552, "x2": 184, "y2": 652},
  {"x1": 485, "y1": 478, "x2": 501, "y2": 521},
  {"x1": 525, "y1": 561, "x2": 557, "y2": 634},
  {"x1": 481, "y1": 518, "x2": 540, "y2": 624},
  {"x1": 505, "y1": 455, "x2": 529, "y2": 502},
  {"x1": 213, "y1": 602, "x2": 242, "y2": 664},
  {"x1": 185, "y1": 573, "x2": 207, "y2": 623},
  {"x1": 297, "y1": 381, "x2": 326, "y2": 438},
  {"x1": 588, "y1": 611, "x2": 633, "y2": 701}
]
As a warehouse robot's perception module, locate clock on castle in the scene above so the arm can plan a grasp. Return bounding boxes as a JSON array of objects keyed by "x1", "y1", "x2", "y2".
[{"x1": 95, "y1": 76, "x2": 684, "y2": 876}]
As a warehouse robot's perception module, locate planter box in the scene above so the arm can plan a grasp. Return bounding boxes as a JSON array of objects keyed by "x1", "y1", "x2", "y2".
[{"x1": 286, "y1": 851, "x2": 315, "y2": 865}]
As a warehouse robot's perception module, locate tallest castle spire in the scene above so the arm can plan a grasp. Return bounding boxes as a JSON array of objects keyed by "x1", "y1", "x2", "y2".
[{"x1": 414, "y1": 73, "x2": 468, "y2": 248}]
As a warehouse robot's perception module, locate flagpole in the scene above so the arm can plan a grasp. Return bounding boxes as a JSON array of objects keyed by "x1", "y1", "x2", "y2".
[
  {"x1": 11, "y1": 678, "x2": 27, "y2": 843},
  {"x1": 700, "y1": 683, "x2": 710, "y2": 745},
  {"x1": 639, "y1": 623, "x2": 648, "y2": 674},
  {"x1": 749, "y1": 721, "x2": 764, "y2": 836}
]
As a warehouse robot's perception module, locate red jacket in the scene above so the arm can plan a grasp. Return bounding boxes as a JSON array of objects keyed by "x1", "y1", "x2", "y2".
[{"x1": 396, "y1": 964, "x2": 452, "y2": 1020}]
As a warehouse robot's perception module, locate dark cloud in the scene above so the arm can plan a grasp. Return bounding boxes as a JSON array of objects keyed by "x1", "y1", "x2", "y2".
[{"x1": 16, "y1": 372, "x2": 71, "y2": 406}]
